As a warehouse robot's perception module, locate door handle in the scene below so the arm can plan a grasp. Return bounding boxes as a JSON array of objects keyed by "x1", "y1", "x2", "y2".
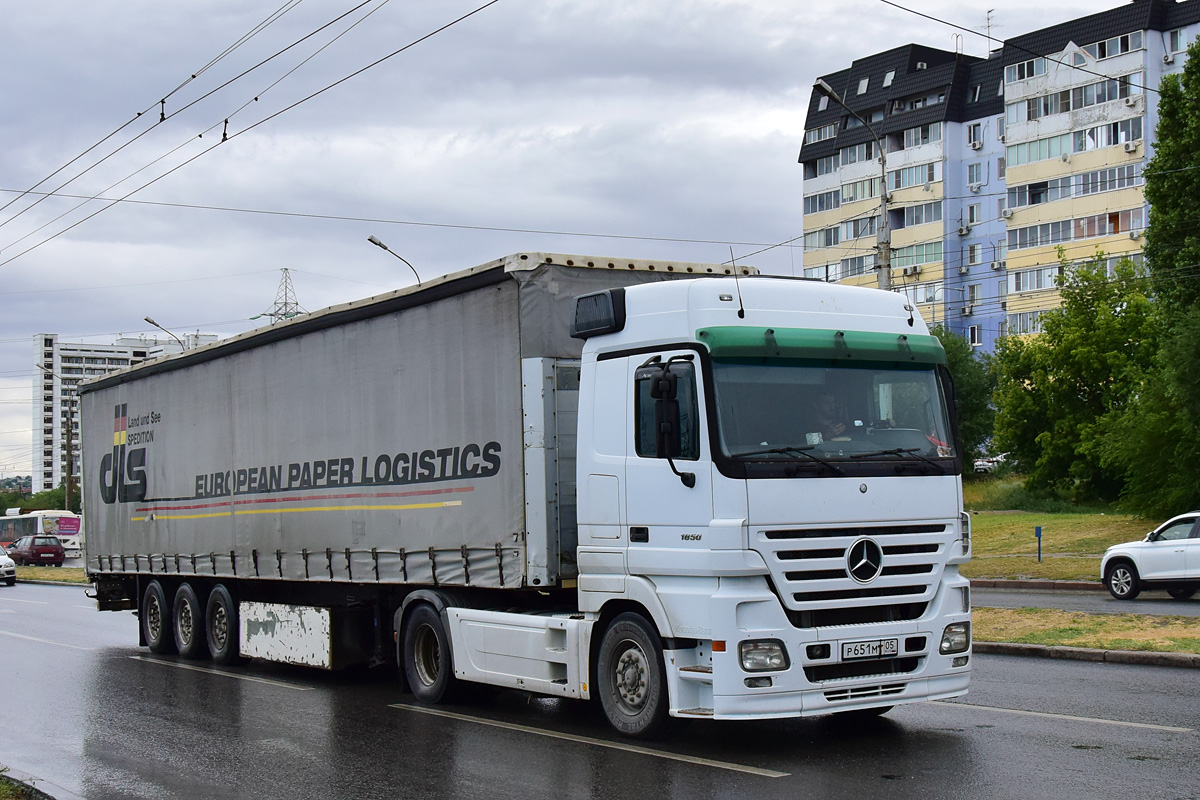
[{"x1": 630, "y1": 527, "x2": 649, "y2": 543}]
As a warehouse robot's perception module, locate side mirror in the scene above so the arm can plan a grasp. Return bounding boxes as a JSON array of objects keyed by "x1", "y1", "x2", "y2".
[{"x1": 649, "y1": 362, "x2": 694, "y2": 488}]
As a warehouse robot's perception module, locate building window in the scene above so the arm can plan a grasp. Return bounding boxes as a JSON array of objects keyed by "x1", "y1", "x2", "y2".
[
  {"x1": 803, "y1": 227, "x2": 841, "y2": 251},
  {"x1": 883, "y1": 70, "x2": 895, "y2": 87},
  {"x1": 839, "y1": 141, "x2": 876, "y2": 165},
  {"x1": 804, "y1": 123, "x2": 839, "y2": 145},
  {"x1": 857, "y1": 77, "x2": 869, "y2": 95},
  {"x1": 968, "y1": 204, "x2": 982, "y2": 225},
  {"x1": 997, "y1": 157, "x2": 1005, "y2": 180},
  {"x1": 840, "y1": 255, "x2": 876, "y2": 277},
  {"x1": 967, "y1": 244, "x2": 983, "y2": 265},
  {"x1": 1073, "y1": 117, "x2": 1143, "y2": 151},
  {"x1": 969, "y1": 325, "x2": 982, "y2": 346},
  {"x1": 892, "y1": 241, "x2": 943, "y2": 269},
  {"x1": 1081, "y1": 31, "x2": 1143, "y2": 61},
  {"x1": 970, "y1": 85, "x2": 982, "y2": 103},
  {"x1": 889, "y1": 161, "x2": 940, "y2": 190},
  {"x1": 903, "y1": 201, "x2": 942, "y2": 227},
  {"x1": 1169, "y1": 29, "x2": 1187, "y2": 53},
  {"x1": 818, "y1": 94, "x2": 829, "y2": 111},
  {"x1": 967, "y1": 123, "x2": 982, "y2": 145},
  {"x1": 840, "y1": 177, "x2": 880, "y2": 203},
  {"x1": 903, "y1": 122, "x2": 942, "y2": 148},
  {"x1": 803, "y1": 189, "x2": 842, "y2": 215},
  {"x1": 1006, "y1": 133, "x2": 1072, "y2": 167},
  {"x1": 1005, "y1": 57, "x2": 1046, "y2": 83},
  {"x1": 967, "y1": 162, "x2": 983, "y2": 185}
]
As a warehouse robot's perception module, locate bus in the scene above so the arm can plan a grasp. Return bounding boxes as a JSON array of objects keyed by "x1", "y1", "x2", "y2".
[{"x1": 1, "y1": 509, "x2": 83, "y2": 555}]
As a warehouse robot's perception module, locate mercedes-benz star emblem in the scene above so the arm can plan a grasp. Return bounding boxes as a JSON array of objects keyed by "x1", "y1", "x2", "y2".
[{"x1": 847, "y1": 538, "x2": 884, "y2": 583}]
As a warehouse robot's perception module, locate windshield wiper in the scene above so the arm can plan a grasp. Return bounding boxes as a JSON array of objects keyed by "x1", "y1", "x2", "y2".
[
  {"x1": 731, "y1": 446, "x2": 844, "y2": 475},
  {"x1": 850, "y1": 447, "x2": 946, "y2": 473}
]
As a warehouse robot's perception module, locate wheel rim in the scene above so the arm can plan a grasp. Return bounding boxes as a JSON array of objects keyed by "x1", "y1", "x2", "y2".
[
  {"x1": 1111, "y1": 568, "x2": 1133, "y2": 596},
  {"x1": 211, "y1": 603, "x2": 228, "y2": 650},
  {"x1": 147, "y1": 595, "x2": 164, "y2": 641},
  {"x1": 611, "y1": 639, "x2": 650, "y2": 715},
  {"x1": 178, "y1": 600, "x2": 194, "y2": 645},
  {"x1": 413, "y1": 624, "x2": 441, "y2": 687}
]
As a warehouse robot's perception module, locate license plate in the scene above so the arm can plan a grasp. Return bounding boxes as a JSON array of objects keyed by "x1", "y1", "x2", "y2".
[
  {"x1": 41, "y1": 553, "x2": 55, "y2": 558},
  {"x1": 842, "y1": 638, "x2": 899, "y2": 660}
]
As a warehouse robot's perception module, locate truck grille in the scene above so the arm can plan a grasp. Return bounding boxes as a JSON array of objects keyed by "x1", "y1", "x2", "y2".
[
  {"x1": 756, "y1": 522, "x2": 952, "y2": 628},
  {"x1": 805, "y1": 657, "x2": 921, "y2": 683}
]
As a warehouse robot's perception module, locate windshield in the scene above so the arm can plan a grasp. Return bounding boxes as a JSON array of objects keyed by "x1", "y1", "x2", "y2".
[{"x1": 711, "y1": 359, "x2": 955, "y2": 462}]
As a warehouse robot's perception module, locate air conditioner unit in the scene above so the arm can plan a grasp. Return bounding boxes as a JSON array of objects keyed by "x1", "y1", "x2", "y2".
[
  {"x1": 1164, "y1": 53, "x2": 1175, "y2": 64},
  {"x1": 959, "y1": 266, "x2": 969, "y2": 275},
  {"x1": 1124, "y1": 95, "x2": 1140, "y2": 107},
  {"x1": 1129, "y1": 230, "x2": 1142, "y2": 240},
  {"x1": 916, "y1": 61, "x2": 928, "y2": 70},
  {"x1": 958, "y1": 224, "x2": 971, "y2": 236},
  {"x1": 968, "y1": 183, "x2": 982, "y2": 193},
  {"x1": 998, "y1": 133, "x2": 1006, "y2": 143},
  {"x1": 991, "y1": 261, "x2": 1003, "y2": 270},
  {"x1": 1123, "y1": 141, "x2": 1140, "y2": 153},
  {"x1": 1001, "y1": 208, "x2": 1014, "y2": 219},
  {"x1": 961, "y1": 305, "x2": 975, "y2": 316},
  {"x1": 969, "y1": 140, "x2": 983, "y2": 150},
  {"x1": 901, "y1": 265, "x2": 923, "y2": 277}
]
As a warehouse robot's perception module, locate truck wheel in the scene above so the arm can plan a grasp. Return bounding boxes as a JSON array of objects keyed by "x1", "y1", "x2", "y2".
[
  {"x1": 206, "y1": 584, "x2": 240, "y2": 664},
  {"x1": 173, "y1": 583, "x2": 210, "y2": 659},
  {"x1": 597, "y1": 613, "x2": 671, "y2": 739},
  {"x1": 142, "y1": 580, "x2": 177, "y2": 655},
  {"x1": 403, "y1": 604, "x2": 457, "y2": 703},
  {"x1": 1106, "y1": 562, "x2": 1140, "y2": 600}
]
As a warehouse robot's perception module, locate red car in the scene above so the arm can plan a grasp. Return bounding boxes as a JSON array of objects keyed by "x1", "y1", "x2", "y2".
[{"x1": 7, "y1": 535, "x2": 66, "y2": 567}]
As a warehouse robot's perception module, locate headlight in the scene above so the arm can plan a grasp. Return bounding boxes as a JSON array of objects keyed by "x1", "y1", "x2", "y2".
[
  {"x1": 739, "y1": 639, "x2": 790, "y2": 672},
  {"x1": 940, "y1": 622, "x2": 971, "y2": 655}
]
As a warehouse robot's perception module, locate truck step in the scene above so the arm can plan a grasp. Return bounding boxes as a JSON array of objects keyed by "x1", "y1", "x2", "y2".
[
  {"x1": 678, "y1": 664, "x2": 713, "y2": 684},
  {"x1": 679, "y1": 665, "x2": 712, "y2": 673},
  {"x1": 677, "y1": 707, "x2": 714, "y2": 717}
]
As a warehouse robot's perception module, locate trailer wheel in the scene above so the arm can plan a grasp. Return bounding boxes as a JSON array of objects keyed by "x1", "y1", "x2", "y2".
[
  {"x1": 142, "y1": 580, "x2": 177, "y2": 655},
  {"x1": 403, "y1": 604, "x2": 457, "y2": 703},
  {"x1": 206, "y1": 584, "x2": 240, "y2": 665},
  {"x1": 597, "y1": 613, "x2": 671, "y2": 739},
  {"x1": 173, "y1": 582, "x2": 210, "y2": 659}
]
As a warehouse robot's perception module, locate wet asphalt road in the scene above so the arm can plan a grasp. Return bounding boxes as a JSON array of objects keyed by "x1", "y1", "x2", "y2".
[
  {"x1": 1, "y1": 582, "x2": 1197, "y2": 800},
  {"x1": 973, "y1": 588, "x2": 1200, "y2": 616}
]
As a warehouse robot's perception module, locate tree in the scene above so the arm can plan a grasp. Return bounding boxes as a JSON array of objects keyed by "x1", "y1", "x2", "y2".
[
  {"x1": 992, "y1": 252, "x2": 1155, "y2": 502},
  {"x1": 929, "y1": 326, "x2": 994, "y2": 461},
  {"x1": 1097, "y1": 36, "x2": 1200, "y2": 517}
]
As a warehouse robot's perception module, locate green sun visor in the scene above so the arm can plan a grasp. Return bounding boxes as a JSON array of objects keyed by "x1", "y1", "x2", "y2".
[{"x1": 696, "y1": 326, "x2": 947, "y2": 364}]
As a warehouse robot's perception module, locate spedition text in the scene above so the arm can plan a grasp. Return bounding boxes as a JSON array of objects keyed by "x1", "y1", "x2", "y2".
[{"x1": 194, "y1": 441, "x2": 501, "y2": 498}]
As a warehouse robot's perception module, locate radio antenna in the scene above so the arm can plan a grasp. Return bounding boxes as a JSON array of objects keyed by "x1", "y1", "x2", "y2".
[{"x1": 728, "y1": 246, "x2": 746, "y2": 319}]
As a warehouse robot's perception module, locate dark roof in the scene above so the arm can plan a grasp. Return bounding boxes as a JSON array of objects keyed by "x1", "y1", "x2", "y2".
[{"x1": 1005, "y1": 0, "x2": 1198, "y2": 65}]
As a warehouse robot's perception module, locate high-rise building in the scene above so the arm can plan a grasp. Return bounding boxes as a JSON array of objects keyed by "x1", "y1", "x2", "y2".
[
  {"x1": 32, "y1": 333, "x2": 218, "y2": 493},
  {"x1": 798, "y1": 0, "x2": 1199, "y2": 352}
]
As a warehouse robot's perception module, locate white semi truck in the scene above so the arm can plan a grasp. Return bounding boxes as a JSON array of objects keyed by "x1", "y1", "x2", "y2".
[{"x1": 82, "y1": 252, "x2": 971, "y2": 737}]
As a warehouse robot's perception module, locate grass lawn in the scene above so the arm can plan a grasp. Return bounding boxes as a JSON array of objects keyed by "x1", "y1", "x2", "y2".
[
  {"x1": 974, "y1": 607, "x2": 1200, "y2": 654},
  {"x1": 14, "y1": 566, "x2": 88, "y2": 584}
]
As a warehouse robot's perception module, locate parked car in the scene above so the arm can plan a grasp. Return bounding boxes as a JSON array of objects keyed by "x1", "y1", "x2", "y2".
[
  {"x1": 0, "y1": 548, "x2": 15, "y2": 585},
  {"x1": 6, "y1": 535, "x2": 66, "y2": 567},
  {"x1": 973, "y1": 453, "x2": 1006, "y2": 473},
  {"x1": 1101, "y1": 511, "x2": 1200, "y2": 600}
]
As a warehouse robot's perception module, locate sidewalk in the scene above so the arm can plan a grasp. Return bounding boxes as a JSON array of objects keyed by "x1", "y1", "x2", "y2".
[{"x1": 970, "y1": 578, "x2": 1105, "y2": 591}]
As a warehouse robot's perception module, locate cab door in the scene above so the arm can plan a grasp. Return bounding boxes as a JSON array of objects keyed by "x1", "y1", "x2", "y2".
[{"x1": 623, "y1": 351, "x2": 714, "y2": 570}]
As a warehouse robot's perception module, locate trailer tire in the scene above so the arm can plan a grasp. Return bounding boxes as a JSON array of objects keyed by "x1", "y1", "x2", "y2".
[
  {"x1": 173, "y1": 582, "x2": 209, "y2": 659},
  {"x1": 403, "y1": 603, "x2": 457, "y2": 703},
  {"x1": 142, "y1": 580, "x2": 177, "y2": 655},
  {"x1": 205, "y1": 584, "x2": 240, "y2": 665},
  {"x1": 597, "y1": 613, "x2": 671, "y2": 739}
]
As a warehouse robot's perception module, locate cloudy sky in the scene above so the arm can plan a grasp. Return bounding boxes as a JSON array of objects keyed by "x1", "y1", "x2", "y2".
[{"x1": 0, "y1": 0, "x2": 1104, "y2": 476}]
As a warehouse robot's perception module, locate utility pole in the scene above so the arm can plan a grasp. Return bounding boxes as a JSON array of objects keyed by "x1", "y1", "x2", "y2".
[{"x1": 814, "y1": 79, "x2": 892, "y2": 291}]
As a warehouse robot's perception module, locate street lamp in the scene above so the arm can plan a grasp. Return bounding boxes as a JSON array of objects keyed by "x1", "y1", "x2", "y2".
[
  {"x1": 813, "y1": 79, "x2": 892, "y2": 290},
  {"x1": 144, "y1": 316, "x2": 187, "y2": 350},
  {"x1": 34, "y1": 363, "x2": 76, "y2": 512},
  {"x1": 367, "y1": 235, "x2": 422, "y2": 286}
]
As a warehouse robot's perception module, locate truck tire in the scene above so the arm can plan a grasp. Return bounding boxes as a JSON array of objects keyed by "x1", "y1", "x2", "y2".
[
  {"x1": 173, "y1": 582, "x2": 210, "y2": 659},
  {"x1": 597, "y1": 613, "x2": 671, "y2": 739},
  {"x1": 403, "y1": 603, "x2": 457, "y2": 703},
  {"x1": 142, "y1": 580, "x2": 177, "y2": 655},
  {"x1": 205, "y1": 584, "x2": 240, "y2": 664}
]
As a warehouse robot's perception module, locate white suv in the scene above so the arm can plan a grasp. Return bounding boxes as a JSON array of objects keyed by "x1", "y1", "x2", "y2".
[
  {"x1": 1101, "y1": 512, "x2": 1199, "y2": 600},
  {"x1": 0, "y1": 548, "x2": 15, "y2": 586}
]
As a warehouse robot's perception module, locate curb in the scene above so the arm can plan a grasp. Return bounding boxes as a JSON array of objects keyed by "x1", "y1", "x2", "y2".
[
  {"x1": 970, "y1": 578, "x2": 1105, "y2": 591},
  {"x1": 974, "y1": 641, "x2": 1200, "y2": 669},
  {"x1": 1, "y1": 766, "x2": 86, "y2": 800}
]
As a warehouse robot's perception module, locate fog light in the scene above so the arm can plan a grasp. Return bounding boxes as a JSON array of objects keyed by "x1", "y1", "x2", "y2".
[
  {"x1": 806, "y1": 643, "x2": 831, "y2": 660},
  {"x1": 952, "y1": 656, "x2": 969, "y2": 668},
  {"x1": 739, "y1": 639, "x2": 790, "y2": 672},
  {"x1": 744, "y1": 676, "x2": 773, "y2": 688},
  {"x1": 940, "y1": 622, "x2": 971, "y2": 655}
]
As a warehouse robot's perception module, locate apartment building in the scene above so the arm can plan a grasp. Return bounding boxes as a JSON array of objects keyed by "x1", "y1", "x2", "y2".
[
  {"x1": 33, "y1": 332, "x2": 217, "y2": 493},
  {"x1": 798, "y1": 0, "x2": 1200, "y2": 352}
]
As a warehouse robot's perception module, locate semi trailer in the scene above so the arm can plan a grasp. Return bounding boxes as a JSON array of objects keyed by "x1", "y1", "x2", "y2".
[{"x1": 82, "y1": 252, "x2": 971, "y2": 737}]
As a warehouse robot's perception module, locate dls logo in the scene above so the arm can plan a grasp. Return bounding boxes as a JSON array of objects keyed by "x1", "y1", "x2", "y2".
[{"x1": 99, "y1": 404, "x2": 147, "y2": 503}]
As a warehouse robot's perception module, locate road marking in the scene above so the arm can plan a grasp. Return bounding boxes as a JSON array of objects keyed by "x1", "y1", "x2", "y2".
[
  {"x1": 0, "y1": 629, "x2": 94, "y2": 651},
  {"x1": 128, "y1": 655, "x2": 315, "y2": 690},
  {"x1": 0, "y1": 597, "x2": 49, "y2": 604},
  {"x1": 389, "y1": 703, "x2": 789, "y2": 778},
  {"x1": 936, "y1": 701, "x2": 1192, "y2": 733}
]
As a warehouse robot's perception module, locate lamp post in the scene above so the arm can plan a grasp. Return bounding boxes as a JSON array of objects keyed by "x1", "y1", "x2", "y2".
[
  {"x1": 144, "y1": 316, "x2": 187, "y2": 350},
  {"x1": 34, "y1": 364, "x2": 76, "y2": 512},
  {"x1": 367, "y1": 235, "x2": 422, "y2": 286},
  {"x1": 813, "y1": 79, "x2": 892, "y2": 290}
]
